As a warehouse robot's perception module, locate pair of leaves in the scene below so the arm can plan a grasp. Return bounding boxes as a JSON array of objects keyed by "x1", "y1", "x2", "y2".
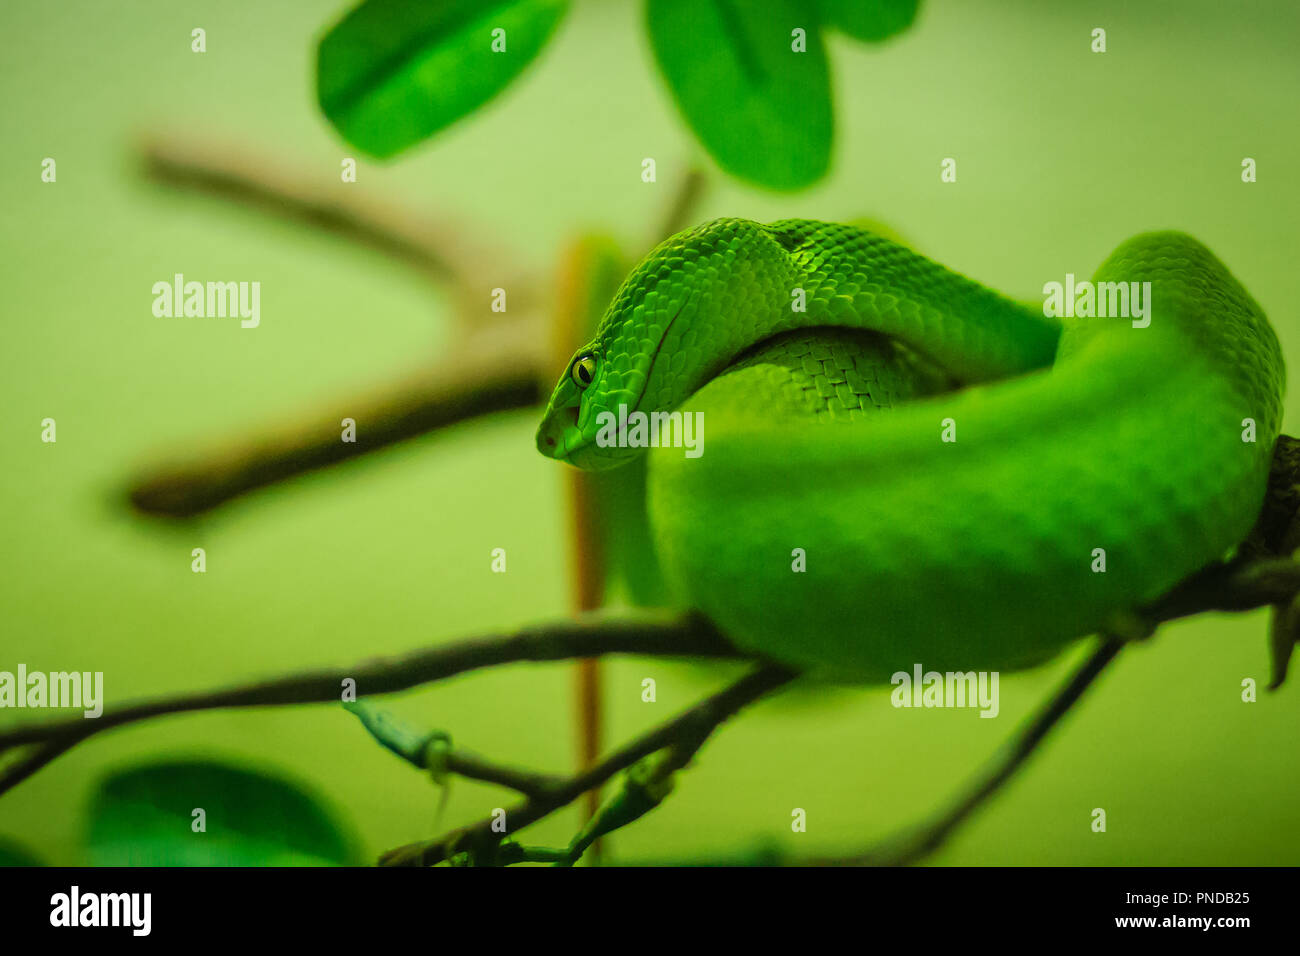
[
  {"x1": 85, "y1": 760, "x2": 359, "y2": 866},
  {"x1": 316, "y1": 0, "x2": 918, "y2": 191}
]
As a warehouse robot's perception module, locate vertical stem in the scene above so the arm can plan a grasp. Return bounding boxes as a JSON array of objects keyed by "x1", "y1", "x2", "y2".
[
  {"x1": 569, "y1": 471, "x2": 606, "y2": 834},
  {"x1": 552, "y1": 171, "x2": 707, "y2": 860},
  {"x1": 552, "y1": 238, "x2": 612, "y2": 860}
]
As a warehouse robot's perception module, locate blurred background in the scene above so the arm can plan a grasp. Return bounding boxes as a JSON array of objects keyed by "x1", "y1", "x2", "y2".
[{"x1": 2, "y1": 0, "x2": 1298, "y2": 864}]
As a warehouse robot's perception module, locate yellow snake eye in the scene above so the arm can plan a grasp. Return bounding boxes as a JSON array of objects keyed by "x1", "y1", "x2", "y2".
[{"x1": 571, "y1": 355, "x2": 596, "y2": 389}]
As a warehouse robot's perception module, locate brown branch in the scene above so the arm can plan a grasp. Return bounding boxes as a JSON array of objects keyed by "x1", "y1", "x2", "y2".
[
  {"x1": 0, "y1": 611, "x2": 744, "y2": 796},
  {"x1": 126, "y1": 132, "x2": 560, "y2": 519},
  {"x1": 126, "y1": 340, "x2": 546, "y2": 518},
  {"x1": 550, "y1": 235, "x2": 623, "y2": 847},
  {"x1": 444, "y1": 751, "x2": 568, "y2": 800},
  {"x1": 1242, "y1": 434, "x2": 1300, "y2": 557},
  {"x1": 137, "y1": 132, "x2": 538, "y2": 312},
  {"x1": 1139, "y1": 556, "x2": 1300, "y2": 622}
]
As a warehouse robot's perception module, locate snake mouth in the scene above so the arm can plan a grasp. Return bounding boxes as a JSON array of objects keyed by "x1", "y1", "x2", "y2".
[{"x1": 626, "y1": 292, "x2": 691, "y2": 419}]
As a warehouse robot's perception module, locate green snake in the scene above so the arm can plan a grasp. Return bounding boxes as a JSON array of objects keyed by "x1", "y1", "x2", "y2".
[{"x1": 536, "y1": 219, "x2": 1285, "y2": 681}]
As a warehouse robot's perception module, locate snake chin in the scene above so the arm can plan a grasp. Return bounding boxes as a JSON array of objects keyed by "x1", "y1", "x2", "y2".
[{"x1": 563, "y1": 440, "x2": 639, "y2": 472}]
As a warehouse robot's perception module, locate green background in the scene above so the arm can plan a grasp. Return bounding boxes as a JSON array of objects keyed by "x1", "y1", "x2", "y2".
[{"x1": 2, "y1": 0, "x2": 1298, "y2": 864}]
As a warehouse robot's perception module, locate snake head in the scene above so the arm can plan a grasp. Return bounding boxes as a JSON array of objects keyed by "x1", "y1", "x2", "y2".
[{"x1": 536, "y1": 346, "x2": 642, "y2": 471}]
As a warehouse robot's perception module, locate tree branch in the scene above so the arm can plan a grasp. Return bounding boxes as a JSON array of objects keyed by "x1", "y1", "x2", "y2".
[
  {"x1": 816, "y1": 637, "x2": 1125, "y2": 866},
  {"x1": 443, "y1": 750, "x2": 569, "y2": 800},
  {"x1": 377, "y1": 664, "x2": 798, "y2": 866},
  {"x1": 0, "y1": 611, "x2": 744, "y2": 796},
  {"x1": 126, "y1": 342, "x2": 545, "y2": 518},
  {"x1": 127, "y1": 132, "x2": 554, "y2": 520},
  {"x1": 16, "y1": 434, "x2": 1300, "y2": 859},
  {"x1": 137, "y1": 132, "x2": 537, "y2": 306}
]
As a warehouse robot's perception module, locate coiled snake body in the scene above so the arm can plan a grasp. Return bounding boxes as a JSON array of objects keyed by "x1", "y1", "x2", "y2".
[{"x1": 537, "y1": 219, "x2": 1285, "y2": 681}]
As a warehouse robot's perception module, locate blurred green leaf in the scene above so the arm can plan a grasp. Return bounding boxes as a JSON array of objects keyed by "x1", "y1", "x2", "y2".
[
  {"x1": 0, "y1": 837, "x2": 44, "y2": 867},
  {"x1": 317, "y1": 0, "x2": 569, "y2": 158},
  {"x1": 817, "y1": 0, "x2": 919, "y2": 42},
  {"x1": 646, "y1": 0, "x2": 833, "y2": 190},
  {"x1": 86, "y1": 760, "x2": 359, "y2": 867}
]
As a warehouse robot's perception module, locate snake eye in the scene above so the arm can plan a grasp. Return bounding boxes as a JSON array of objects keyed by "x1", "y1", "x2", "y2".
[{"x1": 570, "y1": 355, "x2": 596, "y2": 389}]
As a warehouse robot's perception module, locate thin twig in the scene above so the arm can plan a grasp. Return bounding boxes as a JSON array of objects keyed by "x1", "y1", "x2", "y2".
[
  {"x1": 378, "y1": 664, "x2": 798, "y2": 866},
  {"x1": 445, "y1": 751, "x2": 568, "y2": 800},
  {"x1": 816, "y1": 637, "x2": 1125, "y2": 866},
  {"x1": 821, "y1": 534, "x2": 1300, "y2": 867}
]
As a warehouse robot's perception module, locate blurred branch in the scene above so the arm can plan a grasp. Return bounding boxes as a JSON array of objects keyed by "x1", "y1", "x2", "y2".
[
  {"x1": 127, "y1": 337, "x2": 546, "y2": 518},
  {"x1": 124, "y1": 153, "x2": 716, "y2": 523},
  {"x1": 650, "y1": 166, "x2": 709, "y2": 247},
  {"x1": 0, "y1": 611, "x2": 744, "y2": 796},
  {"x1": 137, "y1": 132, "x2": 539, "y2": 313},
  {"x1": 128, "y1": 131, "x2": 557, "y2": 519}
]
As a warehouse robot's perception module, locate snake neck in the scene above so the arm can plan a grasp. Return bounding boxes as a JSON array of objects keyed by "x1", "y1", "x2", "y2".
[{"x1": 538, "y1": 217, "x2": 1063, "y2": 470}]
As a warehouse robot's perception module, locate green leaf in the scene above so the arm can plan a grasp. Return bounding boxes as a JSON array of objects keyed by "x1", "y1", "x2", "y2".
[
  {"x1": 646, "y1": 0, "x2": 833, "y2": 191},
  {"x1": 317, "y1": 0, "x2": 569, "y2": 158},
  {"x1": 0, "y1": 836, "x2": 44, "y2": 867},
  {"x1": 817, "y1": 0, "x2": 919, "y2": 43},
  {"x1": 86, "y1": 760, "x2": 360, "y2": 867}
]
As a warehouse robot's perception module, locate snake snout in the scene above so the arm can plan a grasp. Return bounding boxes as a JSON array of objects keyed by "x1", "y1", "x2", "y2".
[{"x1": 536, "y1": 404, "x2": 581, "y2": 459}]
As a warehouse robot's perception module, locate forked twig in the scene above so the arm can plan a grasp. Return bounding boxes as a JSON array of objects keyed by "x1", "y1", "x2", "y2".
[
  {"x1": 377, "y1": 664, "x2": 798, "y2": 867},
  {"x1": 128, "y1": 132, "x2": 551, "y2": 519}
]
